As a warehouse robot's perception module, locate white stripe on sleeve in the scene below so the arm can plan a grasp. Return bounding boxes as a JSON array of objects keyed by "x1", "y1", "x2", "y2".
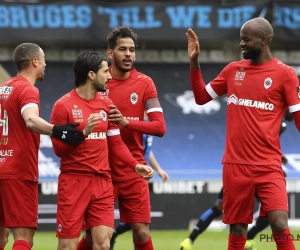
[
  {"x1": 147, "y1": 107, "x2": 163, "y2": 113},
  {"x1": 21, "y1": 103, "x2": 38, "y2": 114},
  {"x1": 289, "y1": 104, "x2": 300, "y2": 113},
  {"x1": 107, "y1": 129, "x2": 120, "y2": 137},
  {"x1": 205, "y1": 83, "x2": 218, "y2": 99}
]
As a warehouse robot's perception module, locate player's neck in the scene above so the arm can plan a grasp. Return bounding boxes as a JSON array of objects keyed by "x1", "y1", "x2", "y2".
[
  {"x1": 17, "y1": 72, "x2": 36, "y2": 85},
  {"x1": 250, "y1": 52, "x2": 273, "y2": 65},
  {"x1": 76, "y1": 85, "x2": 96, "y2": 100},
  {"x1": 110, "y1": 66, "x2": 130, "y2": 80}
]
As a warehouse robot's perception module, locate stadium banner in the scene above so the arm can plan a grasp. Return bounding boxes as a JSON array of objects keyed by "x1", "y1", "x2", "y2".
[
  {"x1": 0, "y1": 0, "x2": 278, "y2": 43},
  {"x1": 274, "y1": 2, "x2": 300, "y2": 41},
  {"x1": 38, "y1": 181, "x2": 300, "y2": 230}
]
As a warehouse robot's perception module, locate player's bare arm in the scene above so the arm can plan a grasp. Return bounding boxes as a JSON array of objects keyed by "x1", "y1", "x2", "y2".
[
  {"x1": 22, "y1": 106, "x2": 84, "y2": 146},
  {"x1": 22, "y1": 106, "x2": 54, "y2": 135},
  {"x1": 186, "y1": 28, "x2": 200, "y2": 70},
  {"x1": 149, "y1": 151, "x2": 169, "y2": 182}
]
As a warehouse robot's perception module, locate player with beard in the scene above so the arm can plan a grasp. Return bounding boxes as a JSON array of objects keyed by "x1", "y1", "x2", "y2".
[
  {"x1": 77, "y1": 27, "x2": 166, "y2": 250},
  {"x1": 51, "y1": 51, "x2": 154, "y2": 250},
  {"x1": 0, "y1": 43, "x2": 85, "y2": 250},
  {"x1": 187, "y1": 17, "x2": 300, "y2": 250}
]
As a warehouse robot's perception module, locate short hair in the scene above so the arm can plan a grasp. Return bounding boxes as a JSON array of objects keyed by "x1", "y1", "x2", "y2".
[
  {"x1": 13, "y1": 43, "x2": 41, "y2": 71},
  {"x1": 73, "y1": 51, "x2": 107, "y2": 87},
  {"x1": 107, "y1": 26, "x2": 138, "y2": 49}
]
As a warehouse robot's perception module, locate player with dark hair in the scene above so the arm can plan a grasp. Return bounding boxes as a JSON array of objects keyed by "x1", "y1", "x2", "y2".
[
  {"x1": 0, "y1": 43, "x2": 84, "y2": 250},
  {"x1": 187, "y1": 17, "x2": 299, "y2": 250},
  {"x1": 77, "y1": 26, "x2": 166, "y2": 250},
  {"x1": 51, "y1": 51, "x2": 154, "y2": 250}
]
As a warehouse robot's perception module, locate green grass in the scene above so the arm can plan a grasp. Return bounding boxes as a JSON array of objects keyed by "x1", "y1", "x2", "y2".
[{"x1": 5, "y1": 229, "x2": 300, "y2": 250}]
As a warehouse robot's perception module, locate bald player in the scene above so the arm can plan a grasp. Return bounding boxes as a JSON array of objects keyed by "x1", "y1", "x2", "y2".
[{"x1": 186, "y1": 17, "x2": 299, "y2": 250}]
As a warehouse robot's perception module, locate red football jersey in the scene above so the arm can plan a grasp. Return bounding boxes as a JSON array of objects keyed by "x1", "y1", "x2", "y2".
[
  {"x1": 51, "y1": 89, "x2": 118, "y2": 180},
  {"x1": 0, "y1": 76, "x2": 40, "y2": 182},
  {"x1": 206, "y1": 58, "x2": 300, "y2": 166},
  {"x1": 107, "y1": 68, "x2": 158, "y2": 181}
]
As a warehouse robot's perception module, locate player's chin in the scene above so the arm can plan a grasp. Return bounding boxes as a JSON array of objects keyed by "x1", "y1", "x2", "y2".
[{"x1": 37, "y1": 74, "x2": 45, "y2": 81}]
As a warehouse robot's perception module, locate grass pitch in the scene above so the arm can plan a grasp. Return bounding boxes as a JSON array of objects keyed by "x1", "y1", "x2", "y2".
[{"x1": 5, "y1": 229, "x2": 300, "y2": 249}]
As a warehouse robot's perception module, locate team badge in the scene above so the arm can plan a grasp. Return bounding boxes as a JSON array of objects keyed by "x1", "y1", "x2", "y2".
[
  {"x1": 100, "y1": 110, "x2": 107, "y2": 121},
  {"x1": 297, "y1": 87, "x2": 300, "y2": 99},
  {"x1": 130, "y1": 93, "x2": 138, "y2": 104},
  {"x1": 264, "y1": 78, "x2": 272, "y2": 89}
]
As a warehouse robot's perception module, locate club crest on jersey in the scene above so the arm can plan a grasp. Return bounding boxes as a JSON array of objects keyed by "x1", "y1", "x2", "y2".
[
  {"x1": 130, "y1": 93, "x2": 138, "y2": 104},
  {"x1": 100, "y1": 110, "x2": 107, "y2": 121},
  {"x1": 264, "y1": 78, "x2": 272, "y2": 89},
  {"x1": 297, "y1": 87, "x2": 300, "y2": 99}
]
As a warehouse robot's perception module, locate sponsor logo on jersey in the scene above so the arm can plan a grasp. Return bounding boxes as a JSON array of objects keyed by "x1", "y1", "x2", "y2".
[
  {"x1": 0, "y1": 86, "x2": 13, "y2": 94},
  {"x1": 86, "y1": 132, "x2": 107, "y2": 140},
  {"x1": 227, "y1": 94, "x2": 274, "y2": 110},
  {"x1": 264, "y1": 78, "x2": 272, "y2": 89},
  {"x1": 72, "y1": 109, "x2": 83, "y2": 118},
  {"x1": 297, "y1": 87, "x2": 300, "y2": 99},
  {"x1": 130, "y1": 93, "x2": 138, "y2": 104},
  {"x1": 0, "y1": 149, "x2": 13, "y2": 156},
  {"x1": 100, "y1": 110, "x2": 107, "y2": 121},
  {"x1": 234, "y1": 71, "x2": 246, "y2": 81}
]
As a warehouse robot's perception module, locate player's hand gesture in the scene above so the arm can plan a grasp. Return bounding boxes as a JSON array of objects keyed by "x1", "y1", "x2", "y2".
[
  {"x1": 83, "y1": 113, "x2": 102, "y2": 137},
  {"x1": 108, "y1": 104, "x2": 129, "y2": 127},
  {"x1": 135, "y1": 164, "x2": 154, "y2": 180},
  {"x1": 157, "y1": 169, "x2": 169, "y2": 182},
  {"x1": 186, "y1": 28, "x2": 200, "y2": 61}
]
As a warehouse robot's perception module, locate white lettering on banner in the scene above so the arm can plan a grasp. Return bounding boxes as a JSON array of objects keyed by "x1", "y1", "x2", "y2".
[
  {"x1": 153, "y1": 180, "x2": 204, "y2": 194},
  {"x1": 41, "y1": 182, "x2": 58, "y2": 195},
  {"x1": 87, "y1": 132, "x2": 107, "y2": 140},
  {"x1": 0, "y1": 150, "x2": 13, "y2": 156}
]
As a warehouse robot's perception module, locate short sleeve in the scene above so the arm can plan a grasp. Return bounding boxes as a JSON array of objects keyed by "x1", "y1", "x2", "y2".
[
  {"x1": 18, "y1": 85, "x2": 40, "y2": 111},
  {"x1": 282, "y1": 68, "x2": 300, "y2": 112}
]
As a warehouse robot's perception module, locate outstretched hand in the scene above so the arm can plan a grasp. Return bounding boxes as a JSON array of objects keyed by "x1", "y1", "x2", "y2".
[
  {"x1": 135, "y1": 164, "x2": 154, "y2": 180},
  {"x1": 186, "y1": 28, "x2": 200, "y2": 61}
]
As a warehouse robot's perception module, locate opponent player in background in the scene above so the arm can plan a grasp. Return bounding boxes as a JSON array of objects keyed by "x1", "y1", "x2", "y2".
[
  {"x1": 0, "y1": 43, "x2": 84, "y2": 250},
  {"x1": 77, "y1": 26, "x2": 166, "y2": 250},
  {"x1": 51, "y1": 51, "x2": 154, "y2": 250},
  {"x1": 187, "y1": 17, "x2": 300, "y2": 250}
]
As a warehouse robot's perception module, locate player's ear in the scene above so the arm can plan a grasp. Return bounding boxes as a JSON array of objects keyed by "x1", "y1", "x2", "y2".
[
  {"x1": 88, "y1": 71, "x2": 95, "y2": 80},
  {"x1": 107, "y1": 49, "x2": 113, "y2": 60}
]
